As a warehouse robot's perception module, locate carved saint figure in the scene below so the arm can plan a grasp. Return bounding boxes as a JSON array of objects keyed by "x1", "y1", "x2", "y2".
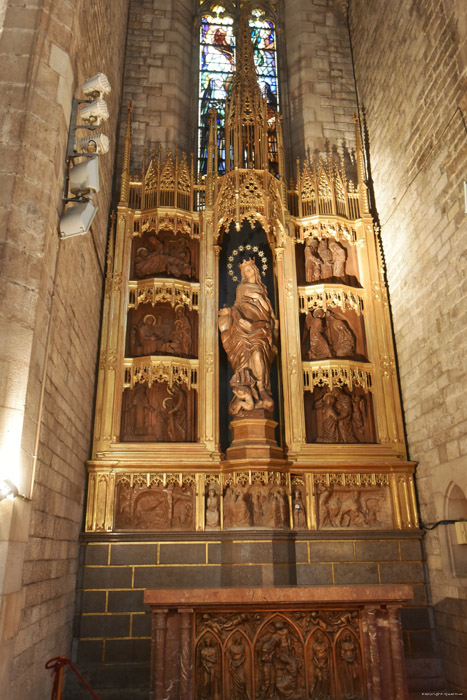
[
  {"x1": 304, "y1": 236, "x2": 347, "y2": 283},
  {"x1": 326, "y1": 312, "x2": 355, "y2": 358},
  {"x1": 258, "y1": 619, "x2": 304, "y2": 700},
  {"x1": 304, "y1": 238, "x2": 322, "y2": 282},
  {"x1": 135, "y1": 236, "x2": 167, "y2": 278},
  {"x1": 332, "y1": 388, "x2": 357, "y2": 443},
  {"x1": 318, "y1": 239, "x2": 333, "y2": 278},
  {"x1": 135, "y1": 234, "x2": 193, "y2": 280},
  {"x1": 310, "y1": 632, "x2": 332, "y2": 700},
  {"x1": 315, "y1": 393, "x2": 340, "y2": 443},
  {"x1": 170, "y1": 305, "x2": 192, "y2": 357},
  {"x1": 305, "y1": 309, "x2": 332, "y2": 360},
  {"x1": 227, "y1": 634, "x2": 250, "y2": 700},
  {"x1": 166, "y1": 237, "x2": 192, "y2": 278},
  {"x1": 198, "y1": 637, "x2": 221, "y2": 700},
  {"x1": 315, "y1": 388, "x2": 367, "y2": 444},
  {"x1": 292, "y1": 488, "x2": 307, "y2": 529},
  {"x1": 224, "y1": 484, "x2": 251, "y2": 528},
  {"x1": 162, "y1": 384, "x2": 187, "y2": 441},
  {"x1": 272, "y1": 486, "x2": 289, "y2": 528},
  {"x1": 338, "y1": 633, "x2": 362, "y2": 700},
  {"x1": 205, "y1": 487, "x2": 220, "y2": 529},
  {"x1": 133, "y1": 314, "x2": 172, "y2": 356},
  {"x1": 329, "y1": 240, "x2": 346, "y2": 277},
  {"x1": 219, "y1": 258, "x2": 279, "y2": 415},
  {"x1": 123, "y1": 382, "x2": 153, "y2": 436}
]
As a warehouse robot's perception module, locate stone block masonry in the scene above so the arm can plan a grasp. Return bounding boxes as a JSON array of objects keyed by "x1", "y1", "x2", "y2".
[
  {"x1": 70, "y1": 531, "x2": 430, "y2": 700},
  {"x1": 118, "y1": 0, "x2": 195, "y2": 174},
  {"x1": 349, "y1": 0, "x2": 467, "y2": 692},
  {"x1": 282, "y1": 0, "x2": 357, "y2": 162}
]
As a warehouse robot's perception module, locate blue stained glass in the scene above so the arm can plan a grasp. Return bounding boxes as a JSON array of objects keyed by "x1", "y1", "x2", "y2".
[{"x1": 198, "y1": 7, "x2": 278, "y2": 175}]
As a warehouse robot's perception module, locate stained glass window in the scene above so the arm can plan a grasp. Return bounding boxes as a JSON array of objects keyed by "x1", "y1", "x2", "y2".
[{"x1": 198, "y1": 4, "x2": 278, "y2": 176}]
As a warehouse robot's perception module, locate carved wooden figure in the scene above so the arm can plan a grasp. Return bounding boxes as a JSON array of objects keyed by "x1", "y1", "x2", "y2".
[
  {"x1": 129, "y1": 304, "x2": 194, "y2": 359},
  {"x1": 326, "y1": 311, "x2": 356, "y2": 358},
  {"x1": 309, "y1": 631, "x2": 333, "y2": 700},
  {"x1": 205, "y1": 485, "x2": 220, "y2": 530},
  {"x1": 292, "y1": 487, "x2": 307, "y2": 529},
  {"x1": 219, "y1": 258, "x2": 279, "y2": 416},
  {"x1": 255, "y1": 618, "x2": 305, "y2": 700},
  {"x1": 226, "y1": 633, "x2": 251, "y2": 700},
  {"x1": 303, "y1": 237, "x2": 348, "y2": 284},
  {"x1": 134, "y1": 232, "x2": 195, "y2": 280},
  {"x1": 314, "y1": 388, "x2": 370, "y2": 444},
  {"x1": 304, "y1": 310, "x2": 332, "y2": 361},
  {"x1": 121, "y1": 382, "x2": 195, "y2": 443},
  {"x1": 317, "y1": 484, "x2": 392, "y2": 530},
  {"x1": 336, "y1": 631, "x2": 363, "y2": 700},
  {"x1": 197, "y1": 635, "x2": 222, "y2": 700},
  {"x1": 304, "y1": 238, "x2": 322, "y2": 282}
]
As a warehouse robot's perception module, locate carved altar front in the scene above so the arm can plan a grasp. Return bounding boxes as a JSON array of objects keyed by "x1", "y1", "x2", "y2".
[{"x1": 144, "y1": 585, "x2": 412, "y2": 700}]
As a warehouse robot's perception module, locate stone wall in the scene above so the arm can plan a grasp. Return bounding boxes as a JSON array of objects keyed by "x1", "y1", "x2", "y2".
[
  {"x1": 119, "y1": 0, "x2": 195, "y2": 173},
  {"x1": 349, "y1": 0, "x2": 467, "y2": 692},
  {"x1": 0, "y1": 1, "x2": 129, "y2": 697},
  {"x1": 282, "y1": 0, "x2": 357, "y2": 163}
]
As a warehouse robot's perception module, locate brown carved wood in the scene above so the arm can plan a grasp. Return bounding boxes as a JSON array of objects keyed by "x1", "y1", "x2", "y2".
[
  {"x1": 145, "y1": 587, "x2": 413, "y2": 700},
  {"x1": 120, "y1": 382, "x2": 196, "y2": 443}
]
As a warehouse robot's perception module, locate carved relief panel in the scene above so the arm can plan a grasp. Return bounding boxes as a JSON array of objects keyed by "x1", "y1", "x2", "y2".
[
  {"x1": 300, "y1": 308, "x2": 367, "y2": 362},
  {"x1": 121, "y1": 381, "x2": 196, "y2": 442},
  {"x1": 316, "y1": 481, "x2": 393, "y2": 530},
  {"x1": 295, "y1": 235, "x2": 360, "y2": 288},
  {"x1": 127, "y1": 302, "x2": 198, "y2": 358},
  {"x1": 305, "y1": 386, "x2": 375, "y2": 444},
  {"x1": 223, "y1": 478, "x2": 290, "y2": 530},
  {"x1": 115, "y1": 476, "x2": 195, "y2": 530},
  {"x1": 132, "y1": 228, "x2": 199, "y2": 282},
  {"x1": 194, "y1": 611, "x2": 365, "y2": 700}
]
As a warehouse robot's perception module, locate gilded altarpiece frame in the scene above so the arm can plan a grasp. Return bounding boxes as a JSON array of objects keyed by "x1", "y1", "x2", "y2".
[{"x1": 85, "y1": 104, "x2": 417, "y2": 536}]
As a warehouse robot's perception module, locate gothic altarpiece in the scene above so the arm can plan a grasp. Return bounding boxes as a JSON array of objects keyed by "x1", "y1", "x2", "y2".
[{"x1": 85, "y1": 5, "x2": 416, "y2": 698}]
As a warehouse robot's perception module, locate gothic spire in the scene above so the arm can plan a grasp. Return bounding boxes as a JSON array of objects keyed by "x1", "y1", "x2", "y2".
[{"x1": 225, "y1": 4, "x2": 268, "y2": 170}]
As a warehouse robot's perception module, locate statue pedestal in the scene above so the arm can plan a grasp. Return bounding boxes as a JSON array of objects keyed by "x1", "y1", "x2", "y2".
[{"x1": 226, "y1": 417, "x2": 284, "y2": 461}]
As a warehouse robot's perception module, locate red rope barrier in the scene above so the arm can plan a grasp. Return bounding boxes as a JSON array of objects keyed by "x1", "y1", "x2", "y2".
[{"x1": 45, "y1": 656, "x2": 101, "y2": 700}]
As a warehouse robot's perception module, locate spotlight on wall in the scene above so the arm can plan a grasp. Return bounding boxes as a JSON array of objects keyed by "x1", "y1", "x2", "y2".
[
  {"x1": 82, "y1": 71, "x2": 111, "y2": 99},
  {"x1": 80, "y1": 98, "x2": 109, "y2": 126},
  {"x1": 69, "y1": 156, "x2": 99, "y2": 196},
  {"x1": 75, "y1": 133, "x2": 110, "y2": 155},
  {"x1": 59, "y1": 200, "x2": 98, "y2": 239},
  {"x1": 59, "y1": 72, "x2": 111, "y2": 240},
  {"x1": 0, "y1": 479, "x2": 19, "y2": 501}
]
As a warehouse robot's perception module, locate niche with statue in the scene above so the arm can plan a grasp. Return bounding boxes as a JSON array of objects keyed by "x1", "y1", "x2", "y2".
[
  {"x1": 304, "y1": 386, "x2": 375, "y2": 444},
  {"x1": 295, "y1": 235, "x2": 360, "y2": 287},
  {"x1": 120, "y1": 381, "x2": 197, "y2": 443},
  {"x1": 131, "y1": 227, "x2": 199, "y2": 281},
  {"x1": 126, "y1": 302, "x2": 198, "y2": 359},
  {"x1": 300, "y1": 306, "x2": 367, "y2": 362}
]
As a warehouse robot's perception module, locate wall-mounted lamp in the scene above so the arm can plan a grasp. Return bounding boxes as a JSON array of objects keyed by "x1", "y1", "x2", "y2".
[
  {"x1": 59, "y1": 72, "x2": 111, "y2": 239},
  {"x1": 59, "y1": 200, "x2": 99, "y2": 239},
  {"x1": 0, "y1": 479, "x2": 19, "y2": 501}
]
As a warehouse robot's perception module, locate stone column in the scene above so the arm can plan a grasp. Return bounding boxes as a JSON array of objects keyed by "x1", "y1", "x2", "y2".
[
  {"x1": 150, "y1": 609, "x2": 168, "y2": 700},
  {"x1": 363, "y1": 605, "x2": 382, "y2": 700},
  {"x1": 388, "y1": 605, "x2": 409, "y2": 700},
  {"x1": 178, "y1": 608, "x2": 194, "y2": 700}
]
